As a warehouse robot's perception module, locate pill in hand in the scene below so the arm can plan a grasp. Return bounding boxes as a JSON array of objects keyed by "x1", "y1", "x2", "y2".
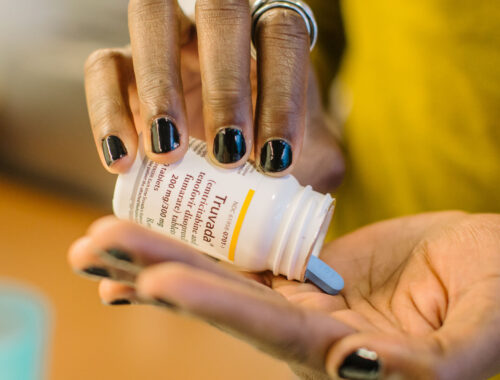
[{"x1": 305, "y1": 255, "x2": 344, "y2": 295}]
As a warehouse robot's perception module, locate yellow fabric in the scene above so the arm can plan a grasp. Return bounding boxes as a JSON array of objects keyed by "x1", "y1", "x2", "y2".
[
  {"x1": 314, "y1": 0, "x2": 500, "y2": 236},
  {"x1": 310, "y1": 3, "x2": 500, "y2": 378},
  {"x1": 306, "y1": 4, "x2": 500, "y2": 378}
]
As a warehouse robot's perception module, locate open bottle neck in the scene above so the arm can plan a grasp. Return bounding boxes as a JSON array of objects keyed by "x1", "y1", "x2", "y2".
[{"x1": 269, "y1": 186, "x2": 335, "y2": 281}]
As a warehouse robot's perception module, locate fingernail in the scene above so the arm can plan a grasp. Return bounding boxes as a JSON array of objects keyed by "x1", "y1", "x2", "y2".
[
  {"x1": 154, "y1": 297, "x2": 177, "y2": 310},
  {"x1": 151, "y1": 117, "x2": 180, "y2": 153},
  {"x1": 338, "y1": 348, "x2": 381, "y2": 380},
  {"x1": 109, "y1": 299, "x2": 131, "y2": 306},
  {"x1": 259, "y1": 139, "x2": 292, "y2": 173},
  {"x1": 83, "y1": 266, "x2": 110, "y2": 278},
  {"x1": 102, "y1": 135, "x2": 127, "y2": 166},
  {"x1": 105, "y1": 248, "x2": 133, "y2": 263},
  {"x1": 213, "y1": 127, "x2": 246, "y2": 164}
]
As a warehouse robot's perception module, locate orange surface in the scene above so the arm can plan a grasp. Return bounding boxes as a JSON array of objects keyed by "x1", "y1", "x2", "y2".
[{"x1": 0, "y1": 176, "x2": 292, "y2": 380}]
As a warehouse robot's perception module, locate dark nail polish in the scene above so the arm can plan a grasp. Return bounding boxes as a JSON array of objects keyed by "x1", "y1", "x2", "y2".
[
  {"x1": 102, "y1": 135, "x2": 127, "y2": 166},
  {"x1": 338, "y1": 348, "x2": 380, "y2": 380},
  {"x1": 151, "y1": 117, "x2": 180, "y2": 153},
  {"x1": 83, "y1": 267, "x2": 110, "y2": 278},
  {"x1": 106, "y1": 248, "x2": 133, "y2": 263},
  {"x1": 213, "y1": 127, "x2": 246, "y2": 164},
  {"x1": 259, "y1": 139, "x2": 292, "y2": 173},
  {"x1": 110, "y1": 299, "x2": 131, "y2": 305},
  {"x1": 154, "y1": 298, "x2": 177, "y2": 309}
]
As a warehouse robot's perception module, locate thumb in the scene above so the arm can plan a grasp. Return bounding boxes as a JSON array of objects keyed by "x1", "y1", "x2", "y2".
[
  {"x1": 324, "y1": 333, "x2": 446, "y2": 380},
  {"x1": 325, "y1": 326, "x2": 500, "y2": 380}
]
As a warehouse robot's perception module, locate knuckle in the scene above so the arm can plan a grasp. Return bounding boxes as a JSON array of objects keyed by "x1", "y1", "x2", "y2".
[
  {"x1": 92, "y1": 219, "x2": 136, "y2": 243},
  {"x1": 136, "y1": 67, "x2": 180, "y2": 111},
  {"x1": 90, "y1": 97, "x2": 127, "y2": 134},
  {"x1": 128, "y1": 0, "x2": 175, "y2": 20},
  {"x1": 259, "y1": 94, "x2": 303, "y2": 129},
  {"x1": 274, "y1": 309, "x2": 310, "y2": 362},
  {"x1": 258, "y1": 8, "x2": 309, "y2": 47},
  {"x1": 84, "y1": 48, "x2": 125, "y2": 76},
  {"x1": 196, "y1": 0, "x2": 249, "y2": 20},
  {"x1": 154, "y1": 264, "x2": 195, "y2": 294},
  {"x1": 164, "y1": 263, "x2": 193, "y2": 283},
  {"x1": 196, "y1": 0, "x2": 246, "y2": 8},
  {"x1": 204, "y1": 81, "x2": 248, "y2": 110}
]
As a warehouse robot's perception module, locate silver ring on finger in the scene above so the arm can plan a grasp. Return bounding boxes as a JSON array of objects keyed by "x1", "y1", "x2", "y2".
[{"x1": 250, "y1": 0, "x2": 318, "y2": 59}]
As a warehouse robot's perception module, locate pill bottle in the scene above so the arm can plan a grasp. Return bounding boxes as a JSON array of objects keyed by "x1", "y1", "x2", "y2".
[{"x1": 113, "y1": 138, "x2": 335, "y2": 282}]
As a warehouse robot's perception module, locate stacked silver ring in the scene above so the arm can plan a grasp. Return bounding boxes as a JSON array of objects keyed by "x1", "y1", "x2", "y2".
[{"x1": 250, "y1": 0, "x2": 318, "y2": 59}]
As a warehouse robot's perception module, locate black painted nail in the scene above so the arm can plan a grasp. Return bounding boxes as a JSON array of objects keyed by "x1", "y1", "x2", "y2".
[
  {"x1": 106, "y1": 248, "x2": 133, "y2": 263},
  {"x1": 102, "y1": 135, "x2": 127, "y2": 166},
  {"x1": 83, "y1": 267, "x2": 110, "y2": 278},
  {"x1": 110, "y1": 299, "x2": 131, "y2": 306},
  {"x1": 260, "y1": 139, "x2": 292, "y2": 173},
  {"x1": 213, "y1": 127, "x2": 246, "y2": 164},
  {"x1": 154, "y1": 298, "x2": 177, "y2": 310},
  {"x1": 338, "y1": 348, "x2": 380, "y2": 380},
  {"x1": 151, "y1": 117, "x2": 180, "y2": 153}
]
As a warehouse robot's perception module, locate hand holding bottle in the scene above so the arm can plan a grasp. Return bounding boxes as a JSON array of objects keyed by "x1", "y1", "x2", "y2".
[
  {"x1": 84, "y1": 0, "x2": 343, "y2": 185},
  {"x1": 69, "y1": 212, "x2": 500, "y2": 379}
]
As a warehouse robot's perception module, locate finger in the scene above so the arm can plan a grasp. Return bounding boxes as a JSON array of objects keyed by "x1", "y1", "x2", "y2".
[
  {"x1": 326, "y1": 301, "x2": 500, "y2": 380},
  {"x1": 326, "y1": 333, "x2": 438, "y2": 380},
  {"x1": 84, "y1": 47, "x2": 137, "y2": 173},
  {"x1": 290, "y1": 69, "x2": 345, "y2": 192},
  {"x1": 81, "y1": 216, "x2": 273, "y2": 293},
  {"x1": 97, "y1": 279, "x2": 189, "y2": 307},
  {"x1": 254, "y1": 7, "x2": 310, "y2": 176},
  {"x1": 68, "y1": 236, "x2": 139, "y2": 285},
  {"x1": 99, "y1": 279, "x2": 137, "y2": 305},
  {"x1": 195, "y1": 0, "x2": 253, "y2": 167},
  {"x1": 136, "y1": 262, "x2": 355, "y2": 370},
  {"x1": 128, "y1": 0, "x2": 191, "y2": 163}
]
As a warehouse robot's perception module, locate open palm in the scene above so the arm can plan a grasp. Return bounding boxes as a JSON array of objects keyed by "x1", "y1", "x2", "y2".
[{"x1": 69, "y1": 212, "x2": 500, "y2": 380}]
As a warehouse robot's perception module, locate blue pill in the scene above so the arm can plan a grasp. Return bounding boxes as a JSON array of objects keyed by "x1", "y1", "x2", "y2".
[{"x1": 305, "y1": 255, "x2": 344, "y2": 295}]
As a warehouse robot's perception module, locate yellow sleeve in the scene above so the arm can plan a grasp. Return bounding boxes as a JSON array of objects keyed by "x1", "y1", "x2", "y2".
[{"x1": 330, "y1": 0, "x2": 500, "y2": 236}]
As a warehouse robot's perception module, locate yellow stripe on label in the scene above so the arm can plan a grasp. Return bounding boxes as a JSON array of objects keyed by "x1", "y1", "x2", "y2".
[{"x1": 228, "y1": 189, "x2": 255, "y2": 261}]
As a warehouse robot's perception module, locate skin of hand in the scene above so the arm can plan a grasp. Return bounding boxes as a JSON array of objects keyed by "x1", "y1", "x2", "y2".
[
  {"x1": 84, "y1": 0, "x2": 344, "y2": 182},
  {"x1": 68, "y1": 211, "x2": 500, "y2": 380}
]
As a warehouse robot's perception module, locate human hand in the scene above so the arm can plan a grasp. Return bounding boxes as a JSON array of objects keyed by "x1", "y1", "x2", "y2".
[
  {"x1": 84, "y1": 0, "x2": 344, "y2": 183},
  {"x1": 69, "y1": 211, "x2": 500, "y2": 379}
]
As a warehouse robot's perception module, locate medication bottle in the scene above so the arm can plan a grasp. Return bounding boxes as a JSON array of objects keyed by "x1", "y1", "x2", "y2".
[{"x1": 113, "y1": 138, "x2": 342, "y2": 290}]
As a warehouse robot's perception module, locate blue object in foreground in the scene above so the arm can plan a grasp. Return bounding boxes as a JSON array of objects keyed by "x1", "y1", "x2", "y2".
[
  {"x1": 0, "y1": 281, "x2": 50, "y2": 380},
  {"x1": 305, "y1": 255, "x2": 344, "y2": 295}
]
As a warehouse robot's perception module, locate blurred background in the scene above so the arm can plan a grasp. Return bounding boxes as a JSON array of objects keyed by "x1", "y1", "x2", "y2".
[
  {"x1": 0, "y1": 0, "x2": 293, "y2": 378},
  {"x1": 2, "y1": 0, "x2": 499, "y2": 378}
]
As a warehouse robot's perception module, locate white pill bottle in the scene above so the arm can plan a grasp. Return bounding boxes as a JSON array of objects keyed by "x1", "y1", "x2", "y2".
[{"x1": 113, "y1": 138, "x2": 335, "y2": 282}]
